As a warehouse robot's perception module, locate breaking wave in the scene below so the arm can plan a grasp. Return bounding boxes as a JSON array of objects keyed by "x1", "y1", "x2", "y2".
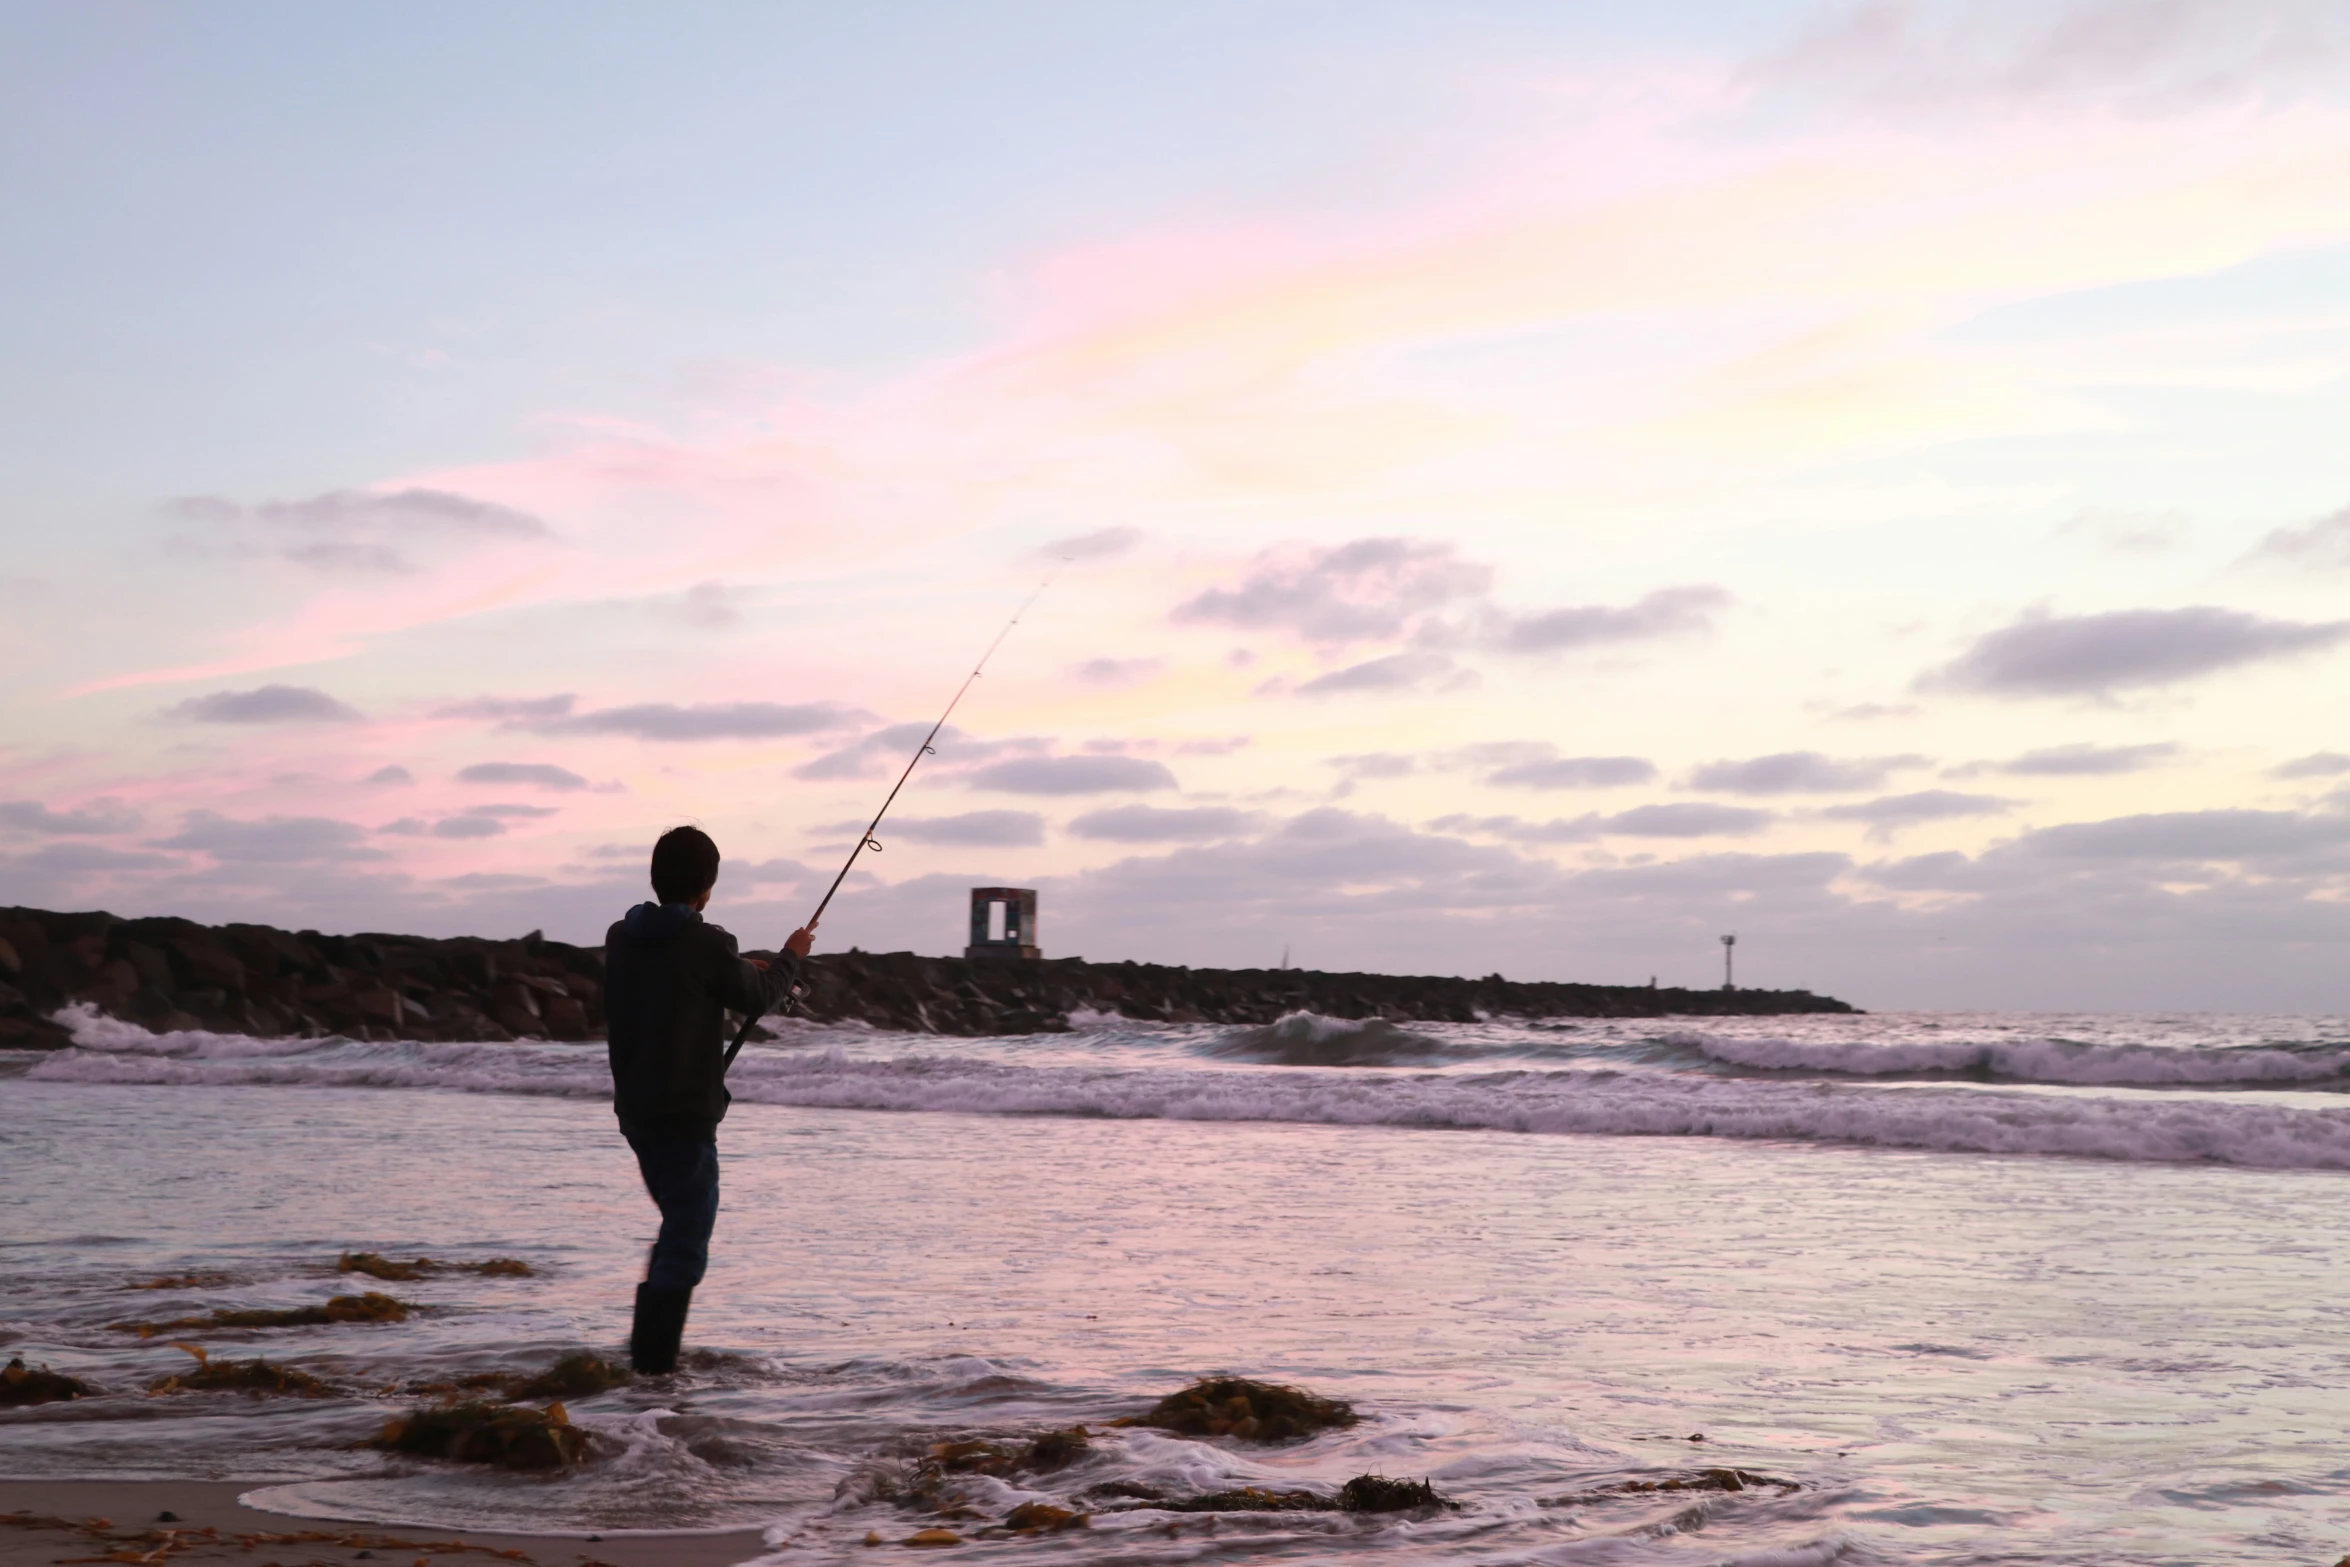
[
  {"x1": 1202, "y1": 1011, "x2": 1454, "y2": 1067},
  {"x1": 26, "y1": 1005, "x2": 2350, "y2": 1172}
]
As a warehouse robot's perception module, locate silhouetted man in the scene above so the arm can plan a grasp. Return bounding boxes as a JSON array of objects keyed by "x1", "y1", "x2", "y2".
[{"x1": 605, "y1": 825, "x2": 813, "y2": 1374}]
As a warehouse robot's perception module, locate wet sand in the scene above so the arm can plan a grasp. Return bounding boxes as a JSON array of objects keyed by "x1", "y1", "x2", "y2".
[{"x1": 0, "y1": 1481, "x2": 767, "y2": 1567}]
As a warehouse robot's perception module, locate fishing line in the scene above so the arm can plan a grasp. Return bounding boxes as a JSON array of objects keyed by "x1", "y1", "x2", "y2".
[{"x1": 724, "y1": 570, "x2": 1058, "y2": 1067}]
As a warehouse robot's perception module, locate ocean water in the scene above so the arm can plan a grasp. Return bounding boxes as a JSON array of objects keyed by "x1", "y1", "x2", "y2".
[{"x1": 6, "y1": 1003, "x2": 2350, "y2": 1564}]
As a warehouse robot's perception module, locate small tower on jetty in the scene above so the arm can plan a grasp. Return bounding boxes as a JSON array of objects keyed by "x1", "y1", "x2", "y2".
[
  {"x1": 966, "y1": 887, "x2": 1040, "y2": 962},
  {"x1": 1720, "y1": 933, "x2": 1736, "y2": 990}
]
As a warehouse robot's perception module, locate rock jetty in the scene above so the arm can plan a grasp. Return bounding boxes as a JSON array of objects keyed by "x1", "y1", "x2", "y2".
[{"x1": 0, "y1": 904, "x2": 1855, "y2": 1049}]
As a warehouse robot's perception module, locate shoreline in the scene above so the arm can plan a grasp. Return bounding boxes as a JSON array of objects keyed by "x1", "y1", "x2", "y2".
[{"x1": 0, "y1": 1481, "x2": 769, "y2": 1567}]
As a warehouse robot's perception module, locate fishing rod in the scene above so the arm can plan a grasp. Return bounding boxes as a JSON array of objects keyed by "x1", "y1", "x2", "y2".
[{"x1": 723, "y1": 572, "x2": 1056, "y2": 1068}]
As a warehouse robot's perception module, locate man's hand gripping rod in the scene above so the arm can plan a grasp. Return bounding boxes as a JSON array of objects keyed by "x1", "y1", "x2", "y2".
[{"x1": 723, "y1": 575, "x2": 1055, "y2": 1069}]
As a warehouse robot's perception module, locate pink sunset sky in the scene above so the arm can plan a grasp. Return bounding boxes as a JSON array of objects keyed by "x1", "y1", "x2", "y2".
[{"x1": 5, "y1": 0, "x2": 2350, "y2": 1009}]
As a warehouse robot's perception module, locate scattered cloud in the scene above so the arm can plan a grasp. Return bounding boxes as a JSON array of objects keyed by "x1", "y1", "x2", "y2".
[
  {"x1": 1602, "y1": 803, "x2": 1775, "y2": 838},
  {"x1": 1427, "y1": 812, "x2": 1600, "y2": 844},
  {"x1": 2060, "y1": 508, "x2": 2188, "y2": 555},
  {"x1": 1820, "y1": 789, "x2": 2019, "y2": 840},
  {"x1": 456, "y1": 762, "x2": 590, "y2": 790},
  {"x1": 1071, "y1": 657, "x2": 1163, "y2": 685},
  {"x1": 1043, "y1": 526, "x2": 1143, "y2": 562},
  {"x1": 438, "y1": 694, "x2": 580, "y2": 724},
  {"x1": 1826, "y1": 703, "x2": 1922, "y2": 721},
  {"x1": 1487, "y1": 586, "x2": 1731, "y2": 654},
  {"x1": 431, "y1": 815, "x2": 507, "y2": 839},
  {"x1": 1175, "y1": 540, "x2": 1728, "y2": 685},
  {"x1": 2276, "y1": 752, "x2": 2350, "y2": 779},
  {"x1": 671, "y1": 581, "x2": 741, "y2": 629},
  {"x1": 1686, "y1": 751, "x2": 1926, "y2": 795},
  {"x1": 1067, "y1": 804, "x2": 1261, "y2": 841},
  {"x1": 1951, "y1": 741, "x2": 2180, "y2": 777},
  {"x1": 166, "y1": 487, "x2": 550, "y2": 574},
  {"x1": 2248, "y1": 503, "x2": 2350, "y2": 570},
  {"x1": 2019, "y1": 808, "x2": 2350, "y2": 863},
  {"x1": 1327, "y1": 752, "x2": 1419, "y2": 781},
  {"x1": 556, "y1": 701, "x2": 867, "y2": 742},
  {"x1": 0, "y1": 799, "x2": 144, "y2": 835},
  {"x1": 465, "y1": 802, "x2": 560, "y2": 819},
  {"x1": 790, "y1": 722, "x2": 1034, "y2": 781},
  {"x1": 1486, "y1": 755, "x2": 1659, "y2": 789},
  {"x1": 151, "y1": 811, "x2": 388, "y2": 862},
  {"x1": 1751, "y1": 0, "x2": 2350, "y2": 117},
  {"x1": 880, "y1": 810, "x2": 1046, "y2": 847},
  {"x1": 166, "y1": 684, "x2": 363, "y2": 724},
  {"x1": 1173, "y1": 537, "x2": 1490, "y2": 645},
  {"x1": 1172, "y1": 736, "x2": 1252, "y2": 756},
  {"x1": 1295, "y1": 650, "x2": 1478, "y2": 697},
  {"x1": 439, "y1": 693, "x2": 866, "y2": 740},
  {"x1": 363, "y1": 765, "x2": 414, "y2": 786},
  {"x1": 1920, "y1": 607, "x2": 2350, "y2": 698},
  {"x1": 967, "y1": 755, "x2": 1178, "y2": 795},
  {"x1": 3, "y1": 842, "x2": 178, "y2": 872}
]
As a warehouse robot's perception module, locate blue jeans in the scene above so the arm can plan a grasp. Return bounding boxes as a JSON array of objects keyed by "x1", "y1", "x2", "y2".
[{"x1": 628, "y1": 1133, "x2": 719, "y2": 1290}]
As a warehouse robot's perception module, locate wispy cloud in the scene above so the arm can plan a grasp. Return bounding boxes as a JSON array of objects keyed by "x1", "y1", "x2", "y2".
[
  {"x1": 2247, "y1": 503, "x2": 2350, "y2": 570},
  {"x1": 1486, "y1": 587, "x2": 1731, "y2": 654},
  {"x1": 1686, "y1": 751, "x2": 1928, "y2": 795},
  {"x1": 166, "y1": 487, "x2": 551, "y2": 575},
  {"x1": 1173, "y1": 538, "x2": 1491, "y2": 645},
  {"x1": 1042, "y1": 526, "x2": 1143, "y2": 562},
  {"x1": 1486, "y1": 755, "x2": 1657, "y2": 789},
  {"x1": 875, "y1": 810, "x2": 1045, "y2": 847},
  {"x1": 0, "y1": 799, "x2": 144, "y2": 835},
  {"x1": 151, "y1": 811, "x2": 387, "y2": 863},
  {"x1": 967, "y1": 755, "x2": 1177, "y2": 795},
  {"x1": 442, "y1": 692, "x2": 869, "y2": 741},
  {"x1": 1950, "y1": 741, "x2": 2180, "y2": 777},
  {"x1": 455, "y1": 762, "x2": 590, "y2": 790},
  {"x1": 1295, "y1": 651, "x2": 1477, "y2": 698},
  {"x1": 1821, "y1": 789, "x2": 2018, "y2": 841},
  {"x1": 166, "y1": 685, "x2": 364, "y2": 724},
  {"x1": 1602, "y1": 803, "x2": 1776, "y2": 838},
  {"x1": 1922, "y1": 608, "x2": 2350, "y2": 698},
  {"x1": 1067, "y1": 804, "x2": 1260, "y2": 842}
]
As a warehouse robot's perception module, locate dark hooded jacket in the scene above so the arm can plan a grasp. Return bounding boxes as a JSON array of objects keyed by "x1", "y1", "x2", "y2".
[{"x1": 605, "y1": 902, "x2": 800, "y2": 1141}]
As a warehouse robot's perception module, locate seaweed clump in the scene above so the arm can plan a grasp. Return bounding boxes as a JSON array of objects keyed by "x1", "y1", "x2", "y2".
[
  {"x1": 505, "y1": 1351, "x2": 631, "y2": 1400},
  {"x1": 399, "y1": 1349, "x2": 633, "y2": 1403},
  {"x1": 919, "y1": 1426, "x2": 1090, "y2": 1480},
  {"x1": 1556, "y1": 1468, "x2": 1799, "y2": 1503},
  {"x1": 0, "y1": 1356, "x2": 97, "y2": 1407},
  {"x1": 337, "y1": 1251, "x2": 533, "y2": 1281},
  {"x1": 114, "y1": 1292, "x2": 411, "y2": 1337},
  {"x1": 148, "y1": 1342, "x2": 332, "y2": 1398},
  {"x1": 123, "y1": 1271, "x2": 238, "y2": 1291},
  {"x1": 1127, "y1": 1377, "x2": 1357, "y2": 1442},
  {"x1": 1338, "y1": 1474, "x2": 1456, "y2": 1513},
  {"x1": 1103, "y1": 1473, "x2": 1455, "y2": 1516},
  {"x1": 371, "y1": 1400, "x2": 586, "y2": 1470},
  {"x1": 1003, "y1": 1503, "x2": 1087, "y2": 1532}
]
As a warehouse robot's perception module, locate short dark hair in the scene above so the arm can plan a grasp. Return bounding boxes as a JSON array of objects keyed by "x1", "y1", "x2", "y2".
[{"x1": 650, "y1": 825, "x2": 720, "y2": 904}]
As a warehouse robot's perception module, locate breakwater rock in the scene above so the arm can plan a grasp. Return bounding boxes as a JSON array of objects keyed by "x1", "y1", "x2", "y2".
[{"x1": 0, "y1": 904, "x2": 1855, "y2": 1049}]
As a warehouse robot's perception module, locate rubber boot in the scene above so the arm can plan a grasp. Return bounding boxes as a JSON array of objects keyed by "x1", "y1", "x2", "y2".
[{"x1": 630, "y1": 1284, "x2": 693, "y2": 1375}]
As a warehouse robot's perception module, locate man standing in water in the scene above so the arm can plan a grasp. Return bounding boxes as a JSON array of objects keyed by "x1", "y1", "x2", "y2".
[{"x1": 606, "y1": 825, "x2": 814, "y2": 1374}]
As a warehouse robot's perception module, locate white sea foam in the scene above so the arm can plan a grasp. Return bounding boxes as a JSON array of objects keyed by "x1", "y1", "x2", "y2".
[
  {"x1": 1665, "y1": 1028, "x2": 2348, "y2": 1087},
  {"x1": 31, "y1": 1008, "x2": 2350, "y2": 1172}
]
